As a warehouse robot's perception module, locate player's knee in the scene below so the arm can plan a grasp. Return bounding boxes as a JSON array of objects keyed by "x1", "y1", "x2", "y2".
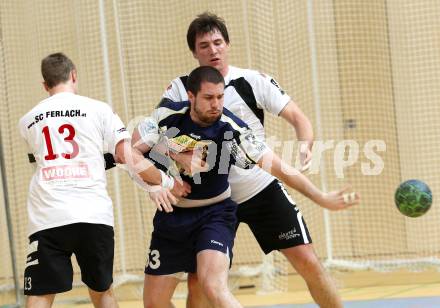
[
  {"x1": 285, "y1": 247, "x2": 323, "y2": 276},
  {"x1": 199, "y1": 277, "x2": 228, "y2": 303},
  {"x1": 89, "y1": 287, "x2": 118, "y2": 308},
  {"x1": 297, "y1": 254, "x2": 324, "y2": 277},
  {"x1": 89, "y1": 286, "x2": 112, "y2": 297}
]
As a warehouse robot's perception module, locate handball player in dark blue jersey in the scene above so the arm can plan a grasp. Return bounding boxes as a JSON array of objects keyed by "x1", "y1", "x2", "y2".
[{"x1": 132, "y1": 66, "x2": 359, "y2": 308}]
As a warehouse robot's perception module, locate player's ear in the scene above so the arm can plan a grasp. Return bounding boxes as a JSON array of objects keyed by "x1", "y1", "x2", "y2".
[
  {"x1": 71, "y1": 69, "x2": 77, "y2": 83},
  {"x1": 187, "y1": 90, "x2": 195, "y2": 102},
  {"x1": 42, "y1": 81, "x2": 50, "y2": 92}
]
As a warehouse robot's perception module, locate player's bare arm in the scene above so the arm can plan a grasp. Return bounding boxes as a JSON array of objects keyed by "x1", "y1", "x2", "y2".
[
  {"x1": 257, "y1": 150, "x2": 360, "y2": 210},
  {"x1": 115, "y1": 138, "x2": 162, "y2": 186},
  {"x1": 279, "y1": 100, "x2": 314, "y2": 169}
]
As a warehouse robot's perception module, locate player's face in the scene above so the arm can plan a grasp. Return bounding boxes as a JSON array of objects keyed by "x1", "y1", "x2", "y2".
[
  {"x1": 189, "y1": 81, "x2": 224, "y2": 126},
  {"x1": 193, "y1": 29, "x2": 230, "y2": 76}
]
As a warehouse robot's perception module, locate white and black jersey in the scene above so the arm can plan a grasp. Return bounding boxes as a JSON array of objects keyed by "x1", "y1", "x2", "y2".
[{"x1": 163, "y1": 66, "x2": 291, "y2": 203}]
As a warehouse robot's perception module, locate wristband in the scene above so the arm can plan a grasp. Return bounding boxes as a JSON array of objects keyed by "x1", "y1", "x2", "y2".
[{"x1": 160, "y1": 170, "x2": 174, "y2": 189}]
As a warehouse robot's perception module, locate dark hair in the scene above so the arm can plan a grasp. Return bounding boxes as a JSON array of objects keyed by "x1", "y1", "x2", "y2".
[
  {"x1": 187, "y1": 66, "x2": 225, "y2": 95},
  {"x1": 187, "y1": 12, "x2": 229, "y2": 52},
  {"x1": 41, "y1": 52, "x2": 76, "y2": 88}
]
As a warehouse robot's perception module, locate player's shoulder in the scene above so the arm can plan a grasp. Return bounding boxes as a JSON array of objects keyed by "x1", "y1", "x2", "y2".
[
  {"x1": 19, "y1": 107, "x2": 36, "y2": 127},
  {"x1": 154, "y1": 98, "x2": 190, "y2": 123},
  {"x1": 75, "y1": 95, "x2": 109, "y2": 108},
  {"x1": 157, "y1": 98, "x2": 190, "y2": 111},
  {"x1": 169, "y1": 73, "x2": 189, "y2": 82},
  {"x1": 73, "y1": 95, "x2": 118, "y2": 116},
  {"x1": 19, "y1": 96, "x2": 51, "y2": 125},
  {"x1": 167, "y1": 74, "x2": 189, "y2": 91},
  {"x1": 229, "y1": 66, "x2": 267, "y2": 81},
  {"x1": 219, "y1": 107, "x2": 249, "y2": 131}
]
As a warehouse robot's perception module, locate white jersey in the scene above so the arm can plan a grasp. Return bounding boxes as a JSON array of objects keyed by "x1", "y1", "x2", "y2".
[
  {"x1": 19, "y1": 92, "x2": 130, "y2": 236},
  {"x1": 163, "y1": 66, "x2": 291, "y2": 203}
]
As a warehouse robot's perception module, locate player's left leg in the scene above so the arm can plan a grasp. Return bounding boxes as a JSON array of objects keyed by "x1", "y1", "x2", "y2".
[
  {"x1": 186, "y1": 272, "x2": 212, "y2": 308},
  {"x1": 196, "y1": 250, "x2": 241, "y2": 308},
  {"x1": 281, "y1": 244, "x2": 342, "y2": 308},
  {"x1": 75, "y1": 223, "x2": 117, "y2": 307},
  {"x1": 193, "y1": 198, "x2": 240, "y2": 308},
  {"x1": 238, "y1": 180, "x2": 342, "y2": 308},
  {"x1": 88, "y1": 287, "x2": 118, "y2": 308}
]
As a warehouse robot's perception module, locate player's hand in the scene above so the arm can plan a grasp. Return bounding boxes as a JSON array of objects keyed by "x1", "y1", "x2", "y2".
[
  {"x1": 318, "y1": 187, "x2": 360, "y2": 211},
  {"x1": 148, "y1": 187, "x2": 177, "y2": 213},
  {"x1": 299, "y1": 142, "x2": 312, "y2": 172},
  {"x1": 170, "y1": 178, "x2": 191, "y2": 198},
  {"x1": 170, "y1": 149, "x2": 209, "y2": 175}
]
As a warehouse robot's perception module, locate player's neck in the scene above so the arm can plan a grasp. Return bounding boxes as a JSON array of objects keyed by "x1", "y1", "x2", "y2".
[
  {"x1": 219, "y1": 65, "x2": 229, "y2": 77},
  {"x1": 48, "y1": 84, "x2": 76, "y2": 96}
]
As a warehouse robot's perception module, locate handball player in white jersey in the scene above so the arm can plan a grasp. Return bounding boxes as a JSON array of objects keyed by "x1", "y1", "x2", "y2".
[{"x1": 19, "y1": 53, "x2": 187, "y2": 308}]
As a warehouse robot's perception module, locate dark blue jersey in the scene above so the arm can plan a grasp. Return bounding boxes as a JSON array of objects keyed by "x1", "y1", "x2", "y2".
[{"x1": 138, "y1": 100, "x2": 268, "y2": 204}]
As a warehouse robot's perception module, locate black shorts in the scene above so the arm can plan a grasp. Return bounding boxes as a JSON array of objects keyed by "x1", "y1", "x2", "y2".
[
  {"x1": 237, "y1": 179, "x2": 312, "y2": 254},
  {"x1": 23, "y1": 223, "x2": 114, "y2": 295},
  {"x1": 145, "y1": 198, "x2": 237, "y2": 275}
]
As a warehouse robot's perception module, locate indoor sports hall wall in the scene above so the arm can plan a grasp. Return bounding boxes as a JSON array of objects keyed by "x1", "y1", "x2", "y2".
[{"x1": 1, "y1": 0, "x2": 439, "y2": 303}]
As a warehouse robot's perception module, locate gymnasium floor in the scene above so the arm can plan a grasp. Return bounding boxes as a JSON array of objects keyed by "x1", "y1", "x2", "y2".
[
  {"x1": 49, "y1": 282, "x2": 440, "y2": 307},
  {"x1": 55, "y1": 270, "x2": 440, "y2": 307},
  {"x1": 2, "y1": 271, "x2": 439, "y2": 307}
]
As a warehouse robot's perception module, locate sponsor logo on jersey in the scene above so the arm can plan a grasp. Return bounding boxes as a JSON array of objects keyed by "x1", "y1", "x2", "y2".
[{"x1": 41, "y1": 163, "x2": 90, "y2": 181}]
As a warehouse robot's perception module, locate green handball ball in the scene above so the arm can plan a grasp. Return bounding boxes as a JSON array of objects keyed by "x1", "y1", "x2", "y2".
[{"x1": 395, "y1": 179, "x2": 432, "y2": 217}]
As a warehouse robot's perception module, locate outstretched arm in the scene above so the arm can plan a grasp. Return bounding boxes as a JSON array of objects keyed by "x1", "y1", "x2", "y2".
[{"x1": 257, "y1": 150, "x2": 359, "y2": 210}]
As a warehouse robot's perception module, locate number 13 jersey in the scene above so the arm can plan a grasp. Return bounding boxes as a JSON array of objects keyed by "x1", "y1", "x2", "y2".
[{"x1": 19, "y1": 92, "x2": 130, "y2": 236}]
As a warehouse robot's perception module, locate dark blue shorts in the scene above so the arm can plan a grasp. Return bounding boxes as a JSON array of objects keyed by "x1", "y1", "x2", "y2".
[{"x1": 145, "y1": 198, "x2": 237, "y2": 275}]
